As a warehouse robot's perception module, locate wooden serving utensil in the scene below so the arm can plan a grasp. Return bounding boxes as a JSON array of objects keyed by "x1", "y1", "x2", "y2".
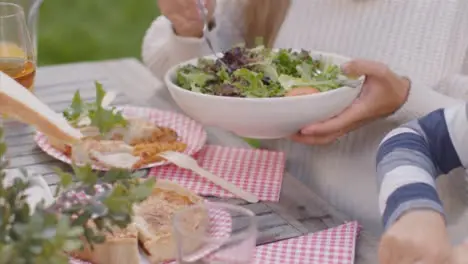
[{"x1": 0, "y1": 71, "x2": 83, "y2": 144}]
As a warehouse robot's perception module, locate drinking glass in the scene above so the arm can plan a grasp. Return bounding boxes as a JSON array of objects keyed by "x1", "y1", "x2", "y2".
[
  {"x1": 2, "y1": 0, "x2": 42, "y2": 55},
  {"x1": 0, "y1": 2, "x2": 36, "y2": 92},
  {"x1": 173, "y1": 202, "x2": 257, "y2": 264}
]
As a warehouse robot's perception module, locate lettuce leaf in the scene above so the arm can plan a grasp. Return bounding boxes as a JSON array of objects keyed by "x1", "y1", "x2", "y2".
[
  {"x1": 278, "y1": 74, "x2": 341, "y2": 92},
  {"x1": 233, "y1": 68, "x2": 283, "y2": 98},
  {"x1": 63, "y1": 82, "x2": 127, "y2": 134},
  {"x1": 89, "y1": 82, "x2": 127, "y2": 134},
  {"x1": 174, "y1": 46, "x2": 346, "y2": 98}
]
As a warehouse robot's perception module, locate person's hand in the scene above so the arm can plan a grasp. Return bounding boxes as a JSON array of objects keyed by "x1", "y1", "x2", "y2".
[
  {"x1": 379, "y1": 210, "x2": 451, "y2": 264},
  {"x1": 291, "y1": 59, "x2": 410, "y2": 145},
  {"x1": 158, "y1": 0, "x2": 216, "y2": 38}
]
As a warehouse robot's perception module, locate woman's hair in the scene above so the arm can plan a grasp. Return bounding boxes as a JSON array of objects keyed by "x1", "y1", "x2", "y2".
[{"x1": 243, "y1": 0, "x2": 291, "y2": 48}]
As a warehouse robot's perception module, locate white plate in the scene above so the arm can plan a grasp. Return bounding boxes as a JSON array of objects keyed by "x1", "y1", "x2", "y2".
[{"x1": 35, "y1": 105, "x2": 207, "y2": 171}]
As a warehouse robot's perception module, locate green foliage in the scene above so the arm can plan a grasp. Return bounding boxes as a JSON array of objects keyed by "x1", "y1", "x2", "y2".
[{"x1": 0, "y1": 127, "x2": 155, "y2": 264}]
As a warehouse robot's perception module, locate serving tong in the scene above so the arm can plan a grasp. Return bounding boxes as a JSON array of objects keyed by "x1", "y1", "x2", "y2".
[
  {"x1": 195, "y1": 0, "x2": 231, "y2": 71},
  {"x1": 337, "y1": 76, "x2": 364, "y2": 89},
  {"x1": 195, "y1": 0, "x2": 361, "y2": 88}
]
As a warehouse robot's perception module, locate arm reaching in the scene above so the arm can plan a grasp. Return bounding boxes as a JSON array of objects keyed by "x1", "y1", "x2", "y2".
[
  {"x1": 141, "y1": 0, "x2": 245, "y2": 80},
  {"x1": 390, "y1": 72, "x2": 468, "y2": 124},
  {"x1": 377, "y1": 103, "x2": 468, "y2": 229}
]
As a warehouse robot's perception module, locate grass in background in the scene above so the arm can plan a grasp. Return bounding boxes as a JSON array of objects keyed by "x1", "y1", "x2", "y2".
[{"x1": 38, "y1": 0, "x2": 159, "y2": 65}]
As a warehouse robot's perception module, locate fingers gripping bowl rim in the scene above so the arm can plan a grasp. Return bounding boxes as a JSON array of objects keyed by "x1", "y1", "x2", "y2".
[{"x1": 164, "y1": 49, "x2": 364, "y2": 139}]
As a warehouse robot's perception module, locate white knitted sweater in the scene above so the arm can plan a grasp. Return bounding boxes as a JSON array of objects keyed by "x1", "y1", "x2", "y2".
[{"x1": 142, "y1": 0, "x2": 468, "y2": 241}]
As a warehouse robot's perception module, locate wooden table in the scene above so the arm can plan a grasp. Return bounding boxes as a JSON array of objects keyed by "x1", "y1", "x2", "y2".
[{"x1": 3, "y1": 58, "x2": 378, "y2": 263}]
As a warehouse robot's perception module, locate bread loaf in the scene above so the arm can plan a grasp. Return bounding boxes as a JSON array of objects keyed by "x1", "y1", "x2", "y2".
[
  {"x1": 70, "y1": 223, "x2": 141, "y2": 264},
  {"x1": 134, "y1": 180, "x2": 206, "y2": 264}
]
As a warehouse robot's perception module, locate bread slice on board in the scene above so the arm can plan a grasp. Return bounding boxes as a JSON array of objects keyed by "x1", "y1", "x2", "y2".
[
  {"x1": 69, "y1": 223, "x2": 140, "y2": 264},
  {"x1": 69, "y1": 180, "x2": 205, "y2": 264},
  {"x1": 134, "y1": 180, "x2": 206, "y2": 264},
  {"x1": 0, "y1": 72, "x2": 82, "y2": 143}
]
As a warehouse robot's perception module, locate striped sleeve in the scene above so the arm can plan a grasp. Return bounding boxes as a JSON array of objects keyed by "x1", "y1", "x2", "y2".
[{"x1": 376, "y1": 103, "x2": 468, "y2": 230}]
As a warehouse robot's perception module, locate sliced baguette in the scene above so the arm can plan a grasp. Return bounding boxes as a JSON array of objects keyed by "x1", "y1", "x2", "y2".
[
  {"x1": 70, "y1": 181, "x2": 205, "y2": 264},
  {"x1": 70, "y1": 223, "x2": 140, "y2": 264},
  {"x1": 0, "y1": 72, "x2": 82, "y2": 143},
  {"x1": 133, "y1": 180, "x2": 206, "y2": 264}
]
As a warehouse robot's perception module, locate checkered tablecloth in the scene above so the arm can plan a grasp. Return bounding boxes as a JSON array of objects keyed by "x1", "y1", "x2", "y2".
[
  {"x1": 148, "y1": 145, "x2": 286, "y2": 202},
  {"x1": 254, "y1": 221, "x2": 360, "y2": 264}
]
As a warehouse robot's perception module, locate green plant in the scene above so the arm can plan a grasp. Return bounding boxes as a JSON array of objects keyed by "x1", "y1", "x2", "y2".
[{"x1": 0, "y1": 127, "x2": 155, "y2": 264}]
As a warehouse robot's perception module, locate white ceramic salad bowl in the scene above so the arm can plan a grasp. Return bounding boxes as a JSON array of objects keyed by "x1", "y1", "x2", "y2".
[{"x1": 164, "y1": 49, "x2": 363, "y2": 139}]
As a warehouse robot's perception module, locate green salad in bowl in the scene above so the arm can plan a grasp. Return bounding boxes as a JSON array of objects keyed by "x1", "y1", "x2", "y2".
[
  {"x1": 165, "y1": 46, "x2": 363, "y2": 139},
  {"x1": 175, "y1": 46, "x2": 352, "y2": 98}
]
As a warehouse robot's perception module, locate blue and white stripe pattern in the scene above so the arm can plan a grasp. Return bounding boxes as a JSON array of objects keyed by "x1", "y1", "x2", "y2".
[{"x1": 377, "y1": 103, "x2": 468, "y2": 229}]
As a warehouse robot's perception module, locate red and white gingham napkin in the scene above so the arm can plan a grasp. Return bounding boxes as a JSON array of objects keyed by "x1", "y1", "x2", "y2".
[
  {"x1": 148, "y1": 145, "x2": 286, "y2": 202},
  {"x1": 254, "y1": 221, "x2": 360, "y2": 264},
  {"x1": 70, "y1": 221, "x2": 360, "y2": 264},
  {"x1": 68, "y1": 202, "x2": 235, "y2": 264}
]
